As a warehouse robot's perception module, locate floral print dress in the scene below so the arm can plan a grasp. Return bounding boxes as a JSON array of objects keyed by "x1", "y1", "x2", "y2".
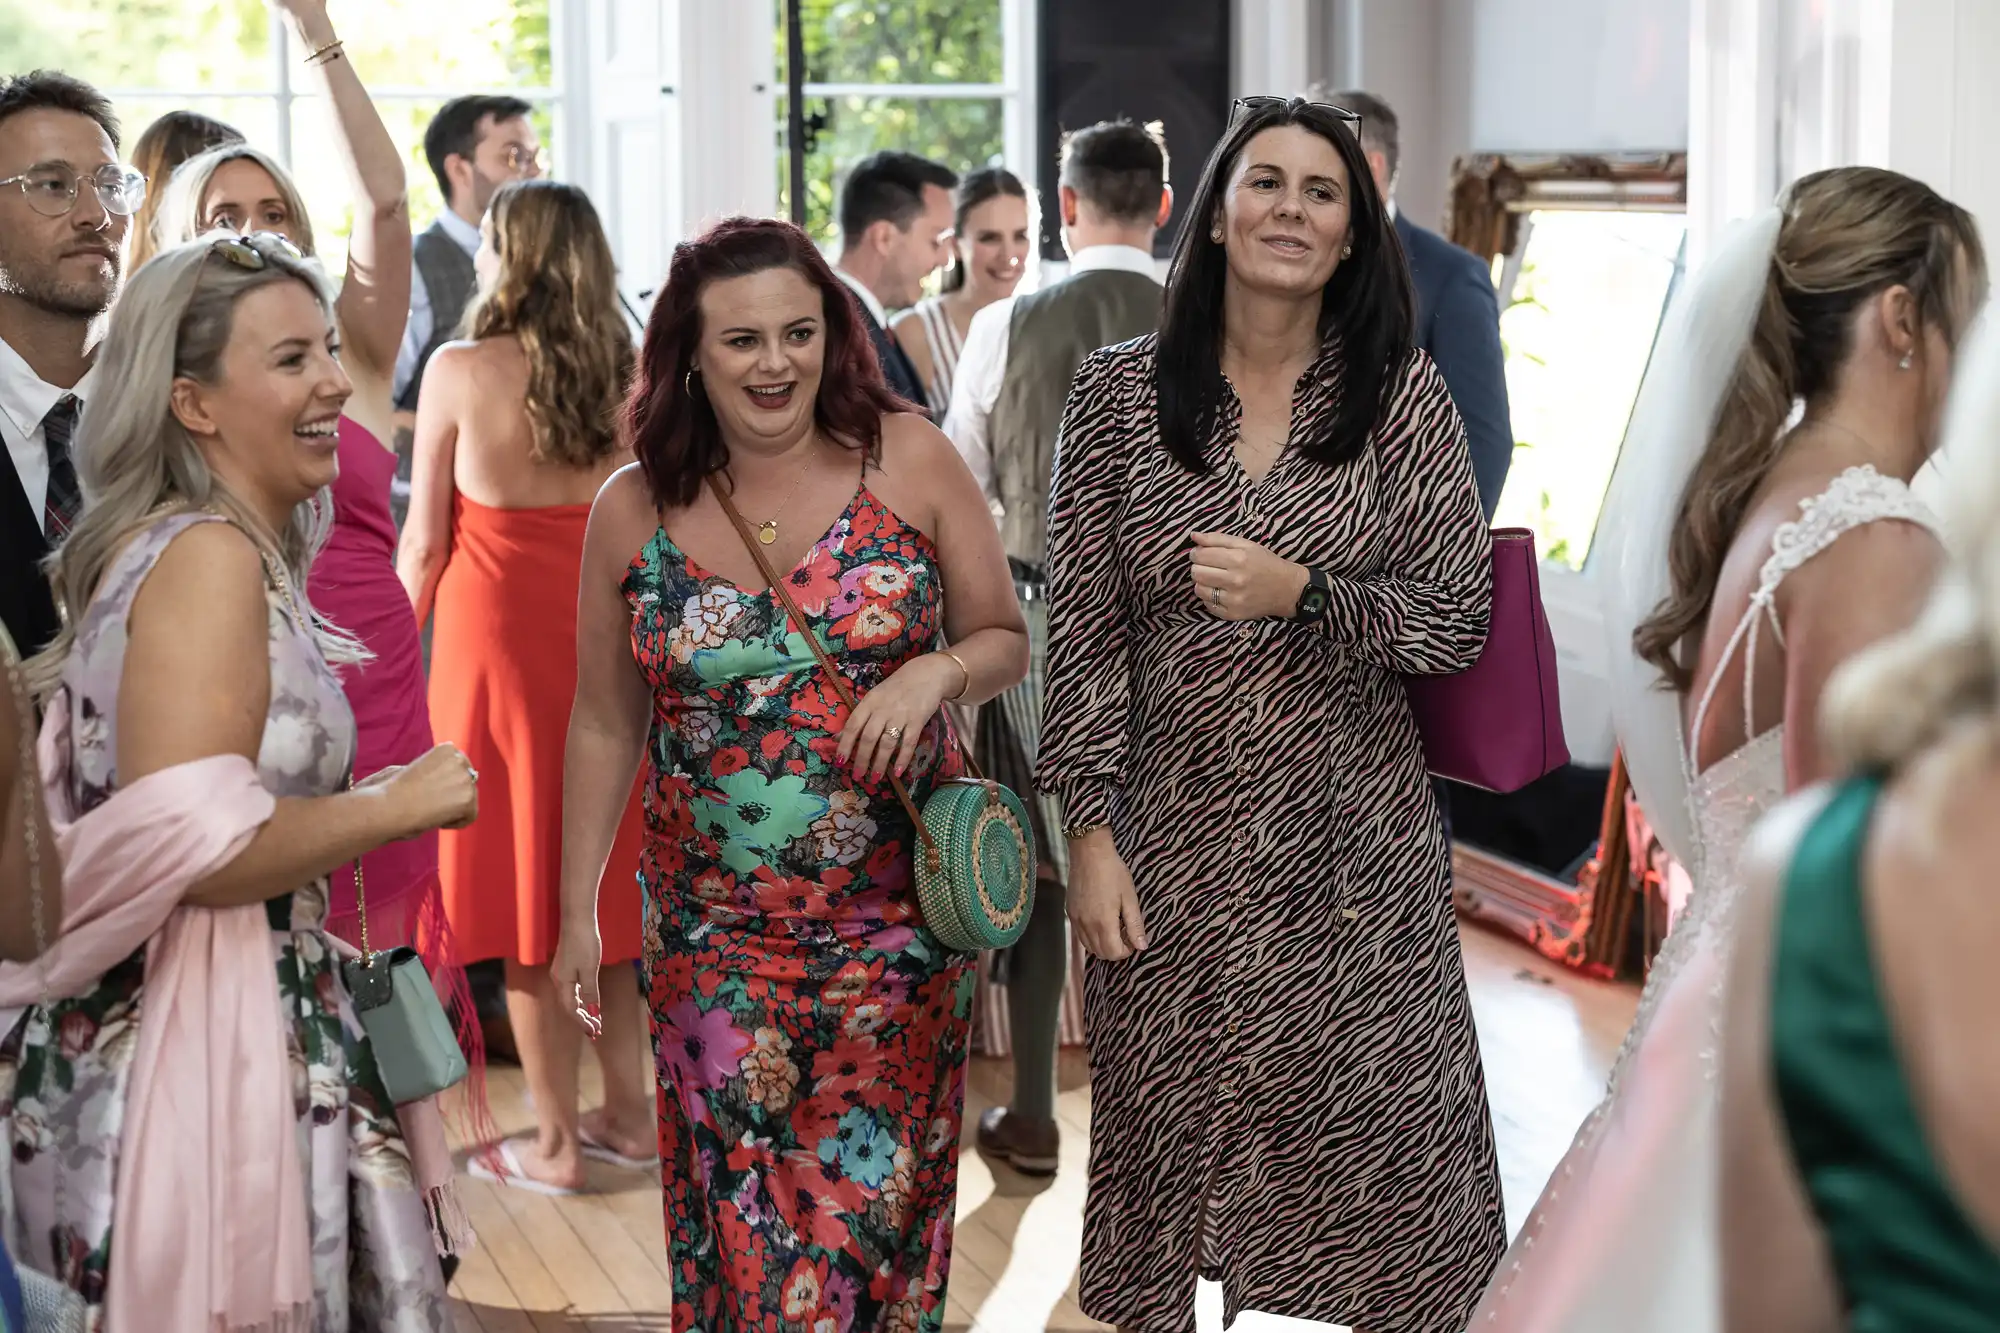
[
  {"x1": 624, "y1": 481, "x2": 974, "y2": 1332},
  {"x1": 0, "y1": 514, "x2": 454, "y2": 1331}
]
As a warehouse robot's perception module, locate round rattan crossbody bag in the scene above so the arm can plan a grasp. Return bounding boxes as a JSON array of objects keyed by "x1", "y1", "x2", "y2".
[{"x1": 708, "y1": 475, "x2": 1035, "y2": 952}]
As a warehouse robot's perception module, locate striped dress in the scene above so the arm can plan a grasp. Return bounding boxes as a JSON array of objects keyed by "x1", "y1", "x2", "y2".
[
  {"x1": 909, "y1": 295, "x2": 965, "y2": 419},
  {"x1": 1036, "y1": 335, "x2": 1505, "y2": 1331}
]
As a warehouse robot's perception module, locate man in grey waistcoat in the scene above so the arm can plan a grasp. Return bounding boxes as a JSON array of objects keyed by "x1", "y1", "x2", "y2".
[
  {"x1": 387, "y1": 95, "x2": 542, "y2": 523},
  {"x1": 942, "y1": 118, "x2": 1170, "y2": 1174}
]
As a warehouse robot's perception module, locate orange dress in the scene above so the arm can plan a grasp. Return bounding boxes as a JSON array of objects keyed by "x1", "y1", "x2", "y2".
[{"x1": 430, "y1": 494, "x2": 645, "y2": 966}]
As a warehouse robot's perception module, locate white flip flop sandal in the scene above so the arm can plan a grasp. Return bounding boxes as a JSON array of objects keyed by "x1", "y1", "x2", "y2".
[
  {"x1": 468, "y1": 1139, "x2": 581, "y2": 1197},
  {"x1": 578, "y1": 1123, "x2": 658, "y2": 1171}
]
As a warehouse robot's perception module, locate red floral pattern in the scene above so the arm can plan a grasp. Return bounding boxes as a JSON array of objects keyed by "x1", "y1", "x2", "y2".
[{"x1": 622, "y1": 484, "x2": 973, "y2": 1332}]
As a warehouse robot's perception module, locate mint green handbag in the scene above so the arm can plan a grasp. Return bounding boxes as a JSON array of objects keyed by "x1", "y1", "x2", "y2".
[
  {"x1": 709, "y1": 476, "x2": 1036, "y2": 953},
  {"x1": 337, "y1": 808, "x2": 468, "y2": 1105}
]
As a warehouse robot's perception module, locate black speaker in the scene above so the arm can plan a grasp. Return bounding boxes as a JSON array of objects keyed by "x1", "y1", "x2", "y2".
[{"x1": 1037, "y1": 0, "x2": 1233, "y2": 261}]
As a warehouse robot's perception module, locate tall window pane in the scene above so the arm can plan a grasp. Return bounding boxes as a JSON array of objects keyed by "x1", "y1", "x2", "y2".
[
  {"x1": 777, "y1": 94, "x2": 1003, "y2": 246},
  {"x1": 790, "y1": 0, "x2": 1003, "y2": 86},
  {"x1": 8, "y1": 0, "x2": 274, "y2": 92}
]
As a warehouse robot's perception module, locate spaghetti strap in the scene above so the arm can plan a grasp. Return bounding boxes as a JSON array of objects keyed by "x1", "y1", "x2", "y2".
[{"x1": 1686, "y1": 464, "x2": 1941, "y2": 773}]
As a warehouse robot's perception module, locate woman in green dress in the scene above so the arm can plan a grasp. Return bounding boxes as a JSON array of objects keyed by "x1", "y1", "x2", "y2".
[{"x1": 1721, "y1": 309, "x2": 2000, "y2": 1330}]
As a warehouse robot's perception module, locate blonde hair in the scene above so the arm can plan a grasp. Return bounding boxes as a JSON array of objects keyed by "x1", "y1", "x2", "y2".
[
  {"x1": 27, "y1": 235, "x2": 361, "y2": 698},
  {"x1": 153, "y1": 142, "x2": 318, "y2": 259},
  {"x1": 126, "y1": 112, "x2": 244, "y2": 274},
  {"x1": 1634, "y1": 166, "x2": 1985, "y2": 691},
  {"x1": 1823, "y1": 309, "x2": 2000, "y2": 771},
  {"x1": 463, "y1": 179, "x2": 632, "y2": 467}
]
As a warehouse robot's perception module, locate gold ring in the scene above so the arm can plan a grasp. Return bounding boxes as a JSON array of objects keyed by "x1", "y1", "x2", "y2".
[
  {"x1": 1210, "y1": 587, "x2": 1224, "y2": 606},
  {"x1": 883, "y1": 725, "x2": 905, "y2": 740}
]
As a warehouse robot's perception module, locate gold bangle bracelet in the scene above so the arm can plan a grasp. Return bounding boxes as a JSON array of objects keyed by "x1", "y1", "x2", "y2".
[
  {"x1": 940, "y1": 648, "x2": 972, "y2": 700},
  {"x1": 303, "y1": 37, "x2": 345, "y2": 64},
  {"x1": 1063, "y1": 822, "x2": 1109, "y2": 842}
]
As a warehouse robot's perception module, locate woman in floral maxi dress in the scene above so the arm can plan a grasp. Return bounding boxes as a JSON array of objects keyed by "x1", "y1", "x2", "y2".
[
  {"x1": 1, "y1": 235, "x2": 479, "y2": 1329},
  {"x1": 552, "y1": 217, "x2": 1029, "y2": 1332}
]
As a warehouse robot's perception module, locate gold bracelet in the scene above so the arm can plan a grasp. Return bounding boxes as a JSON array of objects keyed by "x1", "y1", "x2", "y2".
[
  {"x1": 303, "y1": 36, "x2": 345, "y2": 64},
  {"x1": 1062, "y1": 821, "x2": 1109, "y2": 842},
  {"x1": 940, "y1": 648, "x2": 972, "y2": 701}
]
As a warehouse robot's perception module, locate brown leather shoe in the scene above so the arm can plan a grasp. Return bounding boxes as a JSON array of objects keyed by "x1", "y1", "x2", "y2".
[{"x1": 976, "y1": 1106, "x2": 1060, "y2": 1176}]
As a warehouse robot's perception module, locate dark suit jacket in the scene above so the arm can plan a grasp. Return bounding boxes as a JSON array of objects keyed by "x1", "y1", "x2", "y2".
[
  {"x1": 1397, "y1": 212, "x2": 1513, "y2": 518},
  {"x1": 0, "y1": 446, "x2": 56, "y2": 656},
  {"x1": 850, "y1": 291, "x2": 931, "y2": 419}
]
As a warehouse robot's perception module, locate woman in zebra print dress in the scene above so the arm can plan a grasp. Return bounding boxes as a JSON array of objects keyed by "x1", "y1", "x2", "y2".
[{"x1": 1038, "y1": 97, "x2": 1505, "y2": 1332}]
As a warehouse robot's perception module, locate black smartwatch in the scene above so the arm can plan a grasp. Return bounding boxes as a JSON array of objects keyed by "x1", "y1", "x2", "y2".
[{"x1": 1292, "y1": 567, "x2": 1332, "y2": 623}]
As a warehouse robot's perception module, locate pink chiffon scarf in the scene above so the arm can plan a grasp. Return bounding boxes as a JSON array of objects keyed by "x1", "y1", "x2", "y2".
[{"x1": 0, "y1": 690, "x2": 466, "y2": 1332}]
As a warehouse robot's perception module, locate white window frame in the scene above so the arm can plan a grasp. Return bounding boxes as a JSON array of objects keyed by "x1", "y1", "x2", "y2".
[{"x1": 99, "y1": 4, "x2": 568, "y2": 175}]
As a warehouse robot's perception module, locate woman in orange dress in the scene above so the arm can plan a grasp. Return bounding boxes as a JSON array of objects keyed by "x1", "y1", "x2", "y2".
[{"x1": 399, "y1": 179, "x2": 653, "y2": 1192}]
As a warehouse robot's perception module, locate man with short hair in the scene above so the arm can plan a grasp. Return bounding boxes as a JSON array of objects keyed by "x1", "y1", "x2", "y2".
[
  {"x1": 392, "y1": 94, "x2": 542, "y2": 414},
  {"x1": 0, "y1": 70, "x2": 136, "y2": 655},
  {"x1": 1326, "y1": 87, "x2": 1513, "y2": 517},
  {"x1": 834, "y1": 150, "x2": 958, "y2": 411},
  {"x1": 942, "y1": 118, "x2": 1170, "y2": 1174}
]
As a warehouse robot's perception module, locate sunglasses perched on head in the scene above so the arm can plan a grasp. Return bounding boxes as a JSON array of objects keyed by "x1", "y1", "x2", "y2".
[
  {"x1": 1232, "y1": 96, "x2": 1364, "y2": 130},
  {"x1": 207, "y1": 230, "x2": 305, "y2": 270}
]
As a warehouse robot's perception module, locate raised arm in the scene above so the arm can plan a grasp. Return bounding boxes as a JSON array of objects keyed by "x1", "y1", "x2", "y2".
[
  {"x1": 396, "y1": 341, "x2": 466, "y2": 624},
  {"x1": 277, "y1": 0, "x2": 411, "y2": 380},
  {"x1": 119, "y1": 521, "x2": 474, "y2": 909},
  {"x1": 1035, "y1": 348, "x2": 1134, "y2": 831},
  {"x1": 551, "y1": 467, "x2": 656, "y2": 1028},
  {"x1": 1777, "y1": 520, "x2": 1943, "y2": 788},
  {"x1": 1315, "y1": 352, "x2": 1491, "y2": 674}
]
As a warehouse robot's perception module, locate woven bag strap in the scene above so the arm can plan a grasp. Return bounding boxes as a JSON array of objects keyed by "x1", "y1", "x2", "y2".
[{"x1": 704, "y1": 473, "x2": 945, "y2": 871}]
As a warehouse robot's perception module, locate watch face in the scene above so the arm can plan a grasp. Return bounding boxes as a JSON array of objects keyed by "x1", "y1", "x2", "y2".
[{"x1": 1301, "y1": 587, "x2": 1329, "y2": 618}]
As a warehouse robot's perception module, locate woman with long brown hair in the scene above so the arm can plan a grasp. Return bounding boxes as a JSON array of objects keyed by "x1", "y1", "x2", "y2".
[
  {"x1": 399, "y1": 178, "x2": 653, "y2": 1192},
  {"x1": 1471, "y1": 165, "x2": 1984, "y2": 1332},
  {"x1": 125, "y1": 109, "x2": 243, "y2": 274}
]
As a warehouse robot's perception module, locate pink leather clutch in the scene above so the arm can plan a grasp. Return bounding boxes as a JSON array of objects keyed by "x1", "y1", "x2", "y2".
[{"x1": 1403, "y1": 528, "x2": 1569, "y2": 793}]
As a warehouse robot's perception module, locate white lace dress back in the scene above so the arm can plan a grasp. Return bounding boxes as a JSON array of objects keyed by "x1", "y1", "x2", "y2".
[{"x1": 1465, "y1": 463, "x2": 1941, "y2": 1332}]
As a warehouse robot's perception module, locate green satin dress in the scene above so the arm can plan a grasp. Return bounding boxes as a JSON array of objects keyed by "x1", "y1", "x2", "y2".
[{"x1": 1771, "y1": 777, "x2": 2000, "y2": 1329}]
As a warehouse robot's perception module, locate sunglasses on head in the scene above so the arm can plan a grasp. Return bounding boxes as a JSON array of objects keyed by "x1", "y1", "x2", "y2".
[
  {"x1": 207, "y1": 230, "x2": 305, "y2": 269},
  {"x1": 1232, "y1": 95, "x2": 1364, "y2": 129}
]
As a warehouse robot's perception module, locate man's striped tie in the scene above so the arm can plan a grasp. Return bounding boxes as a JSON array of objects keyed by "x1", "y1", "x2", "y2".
[{"x1": 41, "y1": 394, "x2": 80, "y2": 540}]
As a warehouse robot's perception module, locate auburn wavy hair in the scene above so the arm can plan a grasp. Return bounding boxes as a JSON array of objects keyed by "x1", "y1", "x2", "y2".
[
  {"x1": 1633, "y1": 166, "x2": 1985, "y2": 691},
  {"x1": 625, "y1": 215, "x2": 909, "y2": 510},
  {"x1": 463, "y1": 179, "x2": 633, "y2": 468}
]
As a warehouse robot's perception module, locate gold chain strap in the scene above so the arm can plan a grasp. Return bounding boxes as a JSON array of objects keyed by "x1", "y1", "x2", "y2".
[{"x1": 255, "y1": 547, "x2": 371, "y2": 965}]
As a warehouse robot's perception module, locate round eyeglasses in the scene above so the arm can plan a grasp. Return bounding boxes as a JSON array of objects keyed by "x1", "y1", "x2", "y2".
[{"x1": 0, "y1": 164, "x2": 147, "y2": 219}]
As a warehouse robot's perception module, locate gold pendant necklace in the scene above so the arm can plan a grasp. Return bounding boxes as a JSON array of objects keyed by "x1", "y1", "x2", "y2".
[{"x1": 756, "y1": 442, "x2": 818, "y2": 545}]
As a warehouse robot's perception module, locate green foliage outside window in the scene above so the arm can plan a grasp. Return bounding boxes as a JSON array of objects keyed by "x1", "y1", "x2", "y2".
[
  {"x1": 775, "y1": 0, "x2": 1005, "y2": 246},
  {"x1": 4, "y1": 0, "x2": 554, "y2": 269}
]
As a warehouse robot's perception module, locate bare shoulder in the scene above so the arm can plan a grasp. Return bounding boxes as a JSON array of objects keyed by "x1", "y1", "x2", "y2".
[
  {"x1": 1778, "y1": 510, "x2": 1944, "y2": 618},
  {"x1": 141, "y1": 518, "x2": 265, "y2": 602},
  {"x1": 876, "y1": 410, "x2": 959, "y2": 472},
  {"x1": 587, "y1": 462, "x2": 659, "y2": 557}
]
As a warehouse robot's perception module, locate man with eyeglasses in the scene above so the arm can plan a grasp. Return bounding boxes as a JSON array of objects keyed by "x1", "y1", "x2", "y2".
[
  {"x1": 391, "y1": 96, "x2": 542, "y2": 429},
  {"x1": 0, "y1": 70, "x2": 138, "y2": 657}
]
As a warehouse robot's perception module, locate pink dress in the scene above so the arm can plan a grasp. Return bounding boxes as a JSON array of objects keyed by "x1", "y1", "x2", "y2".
[{"x1": 310, "y1": 418, "x2": 439, "y2": 935}]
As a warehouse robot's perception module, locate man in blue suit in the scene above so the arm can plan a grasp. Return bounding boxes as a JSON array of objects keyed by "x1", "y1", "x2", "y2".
[{"x1": 1328, "y1": 89, "x2": 1513, "y2": 518}]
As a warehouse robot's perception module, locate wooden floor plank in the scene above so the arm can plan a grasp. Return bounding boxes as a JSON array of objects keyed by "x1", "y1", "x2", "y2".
[{"x1": 445, "y1": 923, "x2": 1636, "y2": 1330}]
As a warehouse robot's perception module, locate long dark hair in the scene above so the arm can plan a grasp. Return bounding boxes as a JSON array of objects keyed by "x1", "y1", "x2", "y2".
[
  {"x1": 940, "y1": 167, "x2": 1029, "y2": 294},
  {"x1": 625, "y1": 216, "x2": 908, "y2": 511},
  {"x1": 1157, "y1": 96, "x2": 1414, "y2": 474}
]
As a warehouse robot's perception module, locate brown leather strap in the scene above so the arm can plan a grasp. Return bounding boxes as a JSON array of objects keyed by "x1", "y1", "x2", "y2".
[{"x1": 704, "y1": 473, "x2": 943, "y2": 869}]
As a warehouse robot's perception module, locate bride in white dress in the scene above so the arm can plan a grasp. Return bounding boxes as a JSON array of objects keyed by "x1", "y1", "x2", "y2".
[{"x1": 1468, "y1": 166, "x2": 1986, "y2": 1331}]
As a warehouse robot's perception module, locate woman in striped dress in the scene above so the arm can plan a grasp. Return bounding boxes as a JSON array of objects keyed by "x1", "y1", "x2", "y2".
[
  {"x1": 1037, "y1": 96, "x2": 1504, "y2": 1332},
  {"x1": 892, "y1": 168, "x2": 1032, "y2": 417}
]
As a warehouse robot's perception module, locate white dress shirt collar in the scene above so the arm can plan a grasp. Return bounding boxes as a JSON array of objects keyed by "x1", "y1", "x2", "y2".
[
  {"x1": 437, "y1": 206, "x2": 483, "y2": 255},
  {"x1": 1066, "y1": 243, "x2": 1159, "y2": 277},
  {"x1": 0, "y1": 333, "x2": 93, "y2": 445},
  {"x1": 834, "y1": 266, "x2": 889, "y2": 327}
]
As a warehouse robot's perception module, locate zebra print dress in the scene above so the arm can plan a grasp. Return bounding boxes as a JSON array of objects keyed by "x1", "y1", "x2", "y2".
[{"x1": 1036, "y1": 335, "x2": 1506, "y2": 1332}]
